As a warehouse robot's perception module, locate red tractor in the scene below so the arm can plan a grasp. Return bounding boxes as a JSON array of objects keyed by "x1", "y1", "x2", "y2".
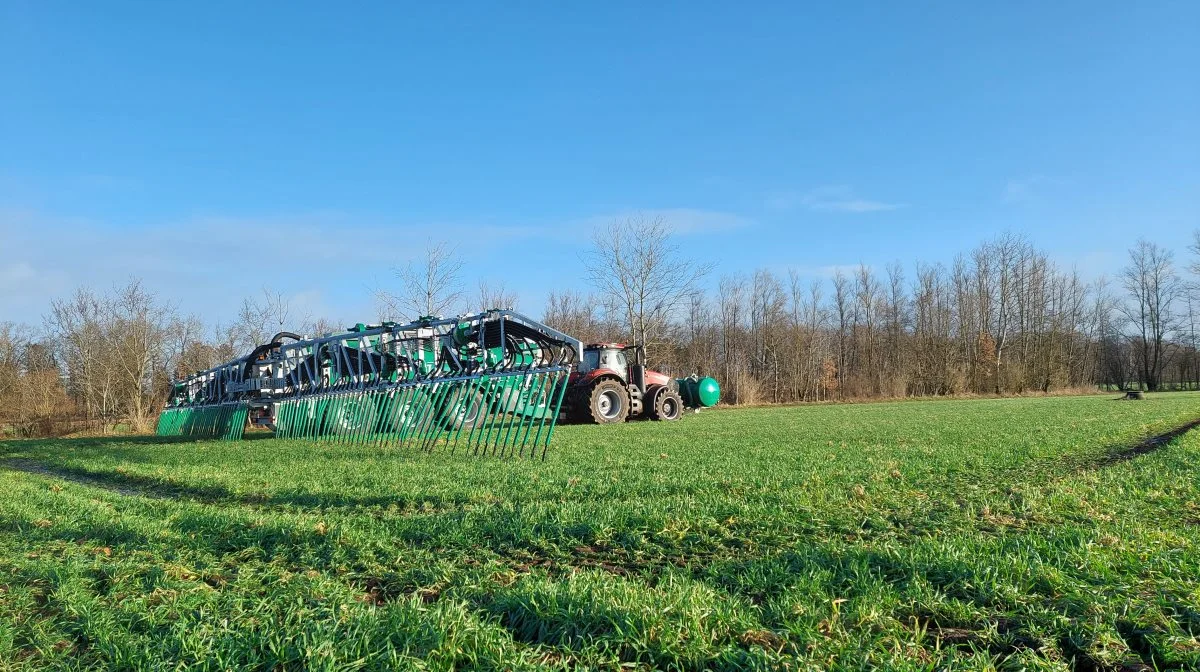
[{"x1": 563, "y1": 343, "x2": 721, "y2": 424}]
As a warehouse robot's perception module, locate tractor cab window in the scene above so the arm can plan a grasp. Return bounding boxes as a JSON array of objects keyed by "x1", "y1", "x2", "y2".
[
  {"x1": 581, "y1": 349, "x2": 600, "y2": 371},
  {"x1": 581, "y1": 348, "x2": 628, "y2": 379},
  {"x1": 601, "y1": 350, "x2": 627, "y2": 379}
]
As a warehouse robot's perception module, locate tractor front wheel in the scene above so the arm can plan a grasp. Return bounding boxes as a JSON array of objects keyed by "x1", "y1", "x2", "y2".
[
  {"x1": 649, "y1": 386, "x2": 684, "y2": 421},
  {"x1": 586, "y1": 379, "x2": 629, "y2": 424}
]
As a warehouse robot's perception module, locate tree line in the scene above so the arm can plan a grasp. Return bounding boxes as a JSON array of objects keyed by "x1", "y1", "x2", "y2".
[
  {"x1": 2, "y1": 220, "x2": 1198, "y2": 436},
  {"x1": 553, "y1": 222, "x2": 1200, "y2": 404}
]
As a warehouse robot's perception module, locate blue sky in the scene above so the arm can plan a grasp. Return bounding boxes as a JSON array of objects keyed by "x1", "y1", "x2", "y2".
[{"x1": 2, "y1": 2, "x2": 1197, "y2": 327}]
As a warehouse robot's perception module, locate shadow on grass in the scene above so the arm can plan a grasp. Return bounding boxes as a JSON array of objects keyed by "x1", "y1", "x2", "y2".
[
  {"x1": 2, "y1": 459, "x2": 236, "y2": 501},
  {"x1": 1, "y1": 434, "x2": 191, "y2": 451},
  {"x1": 0, "y1": 508, "x2": 163, "y2": 549},
  {"x1": 2, "y1": 431, "x2": 275, "y2": 450},
  {"x1": 0, "y1": 433, "x2": 278, "y2": 473},
  {"x1": 555, "y1": 542, "x2": 1170, "y2": 670},
  {"x1": 2, "y1": 458, "x2": 474, "y2": 514}
]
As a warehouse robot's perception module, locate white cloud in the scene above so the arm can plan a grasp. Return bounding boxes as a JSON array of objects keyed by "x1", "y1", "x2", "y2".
[
  {"x1": 0, "y1": 205, "x2": 752, "y2": 326},
  {"x1": 769, "y1": 186, "x2": 905, "y2": 213},
  {"x1": 0, "y1": 208, "x2": 549, "y2": 326},
  {"x1": 0, "y1": 250, "x2": 73, "y2": 318},
  {"x1": 0, "y1": 261, "x2": 36, "y2": 287}
]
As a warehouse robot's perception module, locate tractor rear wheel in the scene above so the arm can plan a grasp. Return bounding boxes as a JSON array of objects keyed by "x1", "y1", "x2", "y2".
[
  {"x1": 586, "y1": 379, "x2": 629, "y2": 424},
  {"x1": 390, "y1": 389, "x2": 432, "y2": 433},
  {"x1": 441, "y1": 385, "x2": 487, "y2": 431},
  {"x1": 650, "y1": 387, "x2": 684, "y2": 421},
  {"x1": 328, "y1": 395, "x2": 380, "y2": 436}
]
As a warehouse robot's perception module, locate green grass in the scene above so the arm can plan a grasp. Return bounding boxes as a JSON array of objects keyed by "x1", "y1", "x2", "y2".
[{"x1": 2, "y1": 394, "x2": 1199, "y2": 670}]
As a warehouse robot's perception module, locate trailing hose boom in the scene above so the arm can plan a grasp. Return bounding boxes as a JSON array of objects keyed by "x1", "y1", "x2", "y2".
[{"x1": 157, "y1": 310, "x2": 582, "y2": 458}]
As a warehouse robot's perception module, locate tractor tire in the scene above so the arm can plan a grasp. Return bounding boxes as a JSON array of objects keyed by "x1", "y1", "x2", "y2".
[
  {"x1": 441, "y1": 385, "x2": 487, "y2": 431},
  {"x1": 649, "y1": 386, "x2": 684, "y2": 421},
  {"x1": 585, "y1": 379, "x2": 630, "y2": 424},
  {"x1": 327, "y1": 395, "x2": 380, "y2": 436},
  {"x1": 566, "y1": 387, "x2": 593, "y2": 423},
  {"x1": 390, "y1": 388, "x2": 432, "y2": 434}
]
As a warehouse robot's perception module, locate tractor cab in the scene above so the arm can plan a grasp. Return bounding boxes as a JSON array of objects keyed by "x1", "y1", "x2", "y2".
[{"x1": 579, "y1": 343, "x2": 629, "y2": 380}]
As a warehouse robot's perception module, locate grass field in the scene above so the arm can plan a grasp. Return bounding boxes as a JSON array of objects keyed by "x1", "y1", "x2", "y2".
[{"x1": 2, "y1": 395, "x2": 1200, "y2": 671}]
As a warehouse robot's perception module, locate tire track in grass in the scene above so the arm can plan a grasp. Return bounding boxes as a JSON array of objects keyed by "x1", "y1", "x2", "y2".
[
  {"x1": 0, "y1": 458, "x2": 169, "y2": 499},
  {"x1": 1064, "y1": 417, "x2": 1200, "y2": 473},
  {"x1": 0, "y1": 458, "x2": 473, "y2": 515}
]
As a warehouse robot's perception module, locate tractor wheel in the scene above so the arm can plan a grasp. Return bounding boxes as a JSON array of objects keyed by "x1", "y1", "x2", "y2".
[
  {"x1": 566, "y1": 387, "x2": 593, "y2": 423},
  {"x1": 390, "y1": 389, "x2": 432, "y2": 433},
  {"x1": 328, "y1": 395, "x2": 379, "y2": 436},
  {"x1": 650, "y1": 387, "x2": 684, "y2": 421},
  {"x1": 586, "y1": 379, "x2": 629, "y2": 424},
  {"x1": 441, "y1": 385, "x2": 487, "y2": 431}
]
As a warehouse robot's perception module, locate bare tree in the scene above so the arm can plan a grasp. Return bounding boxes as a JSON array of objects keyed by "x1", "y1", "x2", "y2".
[
  {"x1": 1093, "y1": 277, "x2": 1127, "y2": 390},
  {"x1": 681, "y1": 290, "x2": 719, "y2": 377},
  {"x1": 584, "y1": 216, "x2": 712, "y2": 359},
  {"x1": 1121, "y1": 240, "x2": 1181, "y2": 390},
  {"x1": 18, "y1": 228, "x2": 1200, "y2": 429},
  {"x1": 303, "y1": 317, "x2": 342, "y2": 338},
  {"x1": 785, "y1": 271, "x2": 829, "y2": 401},
  {"x1": 46, "y1": 287, "x2": 109, "y2": 419},
  {"x1": 234, "y1": 287, "x2": 306, "y2": 351},
  {"x1": 853, "y1": 264, "x2": 880, "y2": 394},
  {"x1": 209, "y1": 321, "x2": 242, "y2": 364},
  {"x1": 1188, "y1": 230, "x2": 1200, "y2": 277},
  {"x1": 717, "y1": 274, "x2": 750, "y2": 402},
  {"x1": 1183, "y1": 230, "x2": 1200, "y2": 387},
  {"x1": 0, "y1": 323, "x2": 27, "y2": 417},
  {"x1": 883, "y1": 261, "x2": 907, "y2": 394},
  {"x1": 165, "y1": 314, "x2": 207, "y2": 378},
  {"x1": 543, "y1": 291, "x2": 605, "y2": 344},
  {"x1": 109, "y1": 280, "x2": 173, "y2": 428},
  {"x1": 0, "y1": 323, "x2": 74, "y2": 437},
  {"x1": 476, "y1": 279, "x2": 518, "y2": 312},
  {"x1": 377, "y1": 241, "x2": 465, "y2": 321},
  {"x1": 44, "y1": 279, "x2": 174, "y2": 429},
  {"x1": 749, "y1": 269, "x2": 786, "y2": 401},
  {"x1": 972, "y1": 233, "x2": 1030, "y2": 393},
  {"x1": 831, "y1": 270, "x2": 851, "y2": 392},
  {"x1": 912, "y1": 263, "x2": 954, "y2": 394}
]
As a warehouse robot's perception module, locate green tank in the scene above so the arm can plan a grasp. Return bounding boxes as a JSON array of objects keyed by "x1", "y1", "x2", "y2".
[{"x1": 676, "y1": 375, "x2": 721, "y2": 408}]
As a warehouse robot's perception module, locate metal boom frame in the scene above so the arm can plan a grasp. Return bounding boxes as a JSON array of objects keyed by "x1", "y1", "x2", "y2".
[{"x1": 156, "y1": 310, "x2": 582, "y2": 458}]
